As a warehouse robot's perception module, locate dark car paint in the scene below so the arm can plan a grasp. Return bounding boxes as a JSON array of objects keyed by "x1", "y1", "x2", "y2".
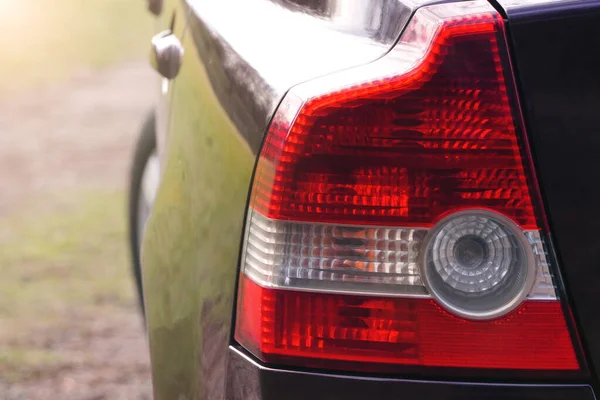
[
  {"x1": 227, "y1": 346, "x2": 595, "y2": 400},
  {"x1": 183, "y1": 0, "x2": 413, "y2": 153},
  {"x1": 141, "y1": 0, "x2": 600, "y2": 398},
  {"x1": 496, "y1": 0, "x2": 600, "y2": 388},
  {"x1": 142, "y1": 0, "x2": 422, "y2": 398}
]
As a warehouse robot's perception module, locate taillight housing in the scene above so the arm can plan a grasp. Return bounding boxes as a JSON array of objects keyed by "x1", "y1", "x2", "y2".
[{"x1": 235, "y1": 0, "x2": 581, "y2": 374}]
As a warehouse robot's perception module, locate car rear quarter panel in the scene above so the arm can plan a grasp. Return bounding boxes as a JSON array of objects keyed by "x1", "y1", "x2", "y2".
[
  {"x1": 495, "y1": 0, "x2": 600, "y2": 389},
  {"x1": 141, "y1": 0, "x2": 458, "y2": 398}
]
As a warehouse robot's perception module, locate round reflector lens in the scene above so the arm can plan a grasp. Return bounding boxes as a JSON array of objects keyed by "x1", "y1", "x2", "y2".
[{"x1": 421, "y1": 210, "x2": 535, "y2": 320}]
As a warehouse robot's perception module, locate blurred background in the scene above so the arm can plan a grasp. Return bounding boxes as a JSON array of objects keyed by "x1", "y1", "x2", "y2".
[{"x1": 0, "y1": 1, "x2": 156, "y2": 398}]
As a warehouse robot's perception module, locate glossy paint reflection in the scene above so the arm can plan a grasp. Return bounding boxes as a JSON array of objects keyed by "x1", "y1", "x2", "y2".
[
  {"x1": 141, "y1": 0, "x2": 437, "y2": 398},
  {"x1": 142, "y1": 25, "x2": 254, "y2": 399},
  {"x1": 185, "y1": 0, "x2": 413, "y2": 152}
]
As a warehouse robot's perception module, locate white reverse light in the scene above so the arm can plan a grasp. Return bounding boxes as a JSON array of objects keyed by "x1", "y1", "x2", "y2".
[{"x1": 421, "y1": 210, "x2": 536, "y2": 320}]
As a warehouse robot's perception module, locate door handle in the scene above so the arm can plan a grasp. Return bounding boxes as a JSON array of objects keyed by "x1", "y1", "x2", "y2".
[{"x1": 150, "y1": 30, "x2": 184, "y2": 80}]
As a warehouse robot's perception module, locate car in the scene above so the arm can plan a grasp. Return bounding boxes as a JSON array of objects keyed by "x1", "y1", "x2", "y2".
[{"x1": 128, "y1": 0, "x2": 600, "y2": 399}]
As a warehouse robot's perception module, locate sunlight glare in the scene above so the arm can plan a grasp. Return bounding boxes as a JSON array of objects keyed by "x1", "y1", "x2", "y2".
[{"x1": 0, "y1": 0, "x2": 26, "y2": 25}]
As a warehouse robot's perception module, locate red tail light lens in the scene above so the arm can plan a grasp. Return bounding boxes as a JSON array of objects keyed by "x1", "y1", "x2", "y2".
[
  {"x1": 252, "y1": 3, "x2": 537, "y2": 229},
  {"x1": 235, "y1": 0, "x2": 580, "y2": 374},
  {"x1": 238, "y1": 277, "x2": 577, "y2": 370}
]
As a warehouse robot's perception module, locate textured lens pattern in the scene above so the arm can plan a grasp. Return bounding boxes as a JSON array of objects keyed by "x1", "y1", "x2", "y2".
[
  {"x1": 244, "y1": 210, "x2": 428, "y2": 295},
  {"x1": 243, "y1": 209, "x2": 555, "y2": 300},
  {"x1": 527, "y1": 231, "x2": 556, "y2": 300},
  {"x1": 423, "y1": 213, "x2": 536, "y2": 318},
  {"x1": 236, "y1": 0, "x2": 578, "y2": 373},
  {"x1": 236, "y1": 277, "x2": 579, "y2": 371},
  {"x1": 250, "y1": 2, "x2": 539, "y2": 230},
  {"x1": 429, "y1": 214, "x2": 524, "y2": 293}
]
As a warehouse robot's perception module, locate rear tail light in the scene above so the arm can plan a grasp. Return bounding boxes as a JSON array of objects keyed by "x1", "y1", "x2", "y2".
[{"x1": 235, "y1": 0, "x2": 580, "y2": 373}]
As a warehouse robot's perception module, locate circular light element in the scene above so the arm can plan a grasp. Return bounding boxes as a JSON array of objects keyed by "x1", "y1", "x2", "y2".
[{"x1": 420, "y1": 210, "x2": 535, "y2": 320}]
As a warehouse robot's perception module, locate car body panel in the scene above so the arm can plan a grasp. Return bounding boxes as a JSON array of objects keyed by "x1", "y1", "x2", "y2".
[
  {"x1": 142, "y1": 0, "x2": 427, "y2": 398},
  {"x1": 142, "y1": 25, "x2": 255, "y2": 400},
  {"x1": 495, "y1": 0, "x2": 600, "y2": 387},
  {"x1": 183, "y1": 0, "x2": 415, "y2": 153}
]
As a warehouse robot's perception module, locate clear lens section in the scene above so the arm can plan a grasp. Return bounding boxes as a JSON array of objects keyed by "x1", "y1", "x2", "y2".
[
  {"x1": 243, "y1": 208, "x2": 556, "y2": 303},
  {"x1": 527, "y1": 231, "x2": 556, "y2": 300},
  {"x1": 423, "y1": 211, "x2": 536, "y2": 319},
  {"x1": 243, "y1": 209, "x2": 429, "y2": 296},
  {"x1": 430, "y1": 216, "x2": 525, "y2": 293}
]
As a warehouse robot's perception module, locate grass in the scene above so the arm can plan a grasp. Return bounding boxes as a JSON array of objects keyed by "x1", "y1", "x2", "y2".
[
  {"x1": 0, "y1": 190, "x2": 135, "y2": 379},
  {"x1": 0, "y1": 0, "x2": 153, "y2": 385},
  {"x1": 0, "y1": 348, "x2": 64, "y2": 383},
  {"x1": 0, "y1": 0, "x2": 153, "y2": 93},
  {"x1": 0, "y1": 190, "x2": 133, "y2": 333}
]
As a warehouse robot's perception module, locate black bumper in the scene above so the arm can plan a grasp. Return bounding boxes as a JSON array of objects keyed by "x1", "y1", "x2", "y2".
[{"x1": 226, "y1": 346, "x2": 595, "y2": 400}]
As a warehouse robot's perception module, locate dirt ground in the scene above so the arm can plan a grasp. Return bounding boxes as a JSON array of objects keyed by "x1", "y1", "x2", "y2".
[
  {"x1": 0, "y1": 62, "x2": 156, "y2": 213},
  {"x1": 0, "y1": 61, "x2": 156, "y2": 399}
]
